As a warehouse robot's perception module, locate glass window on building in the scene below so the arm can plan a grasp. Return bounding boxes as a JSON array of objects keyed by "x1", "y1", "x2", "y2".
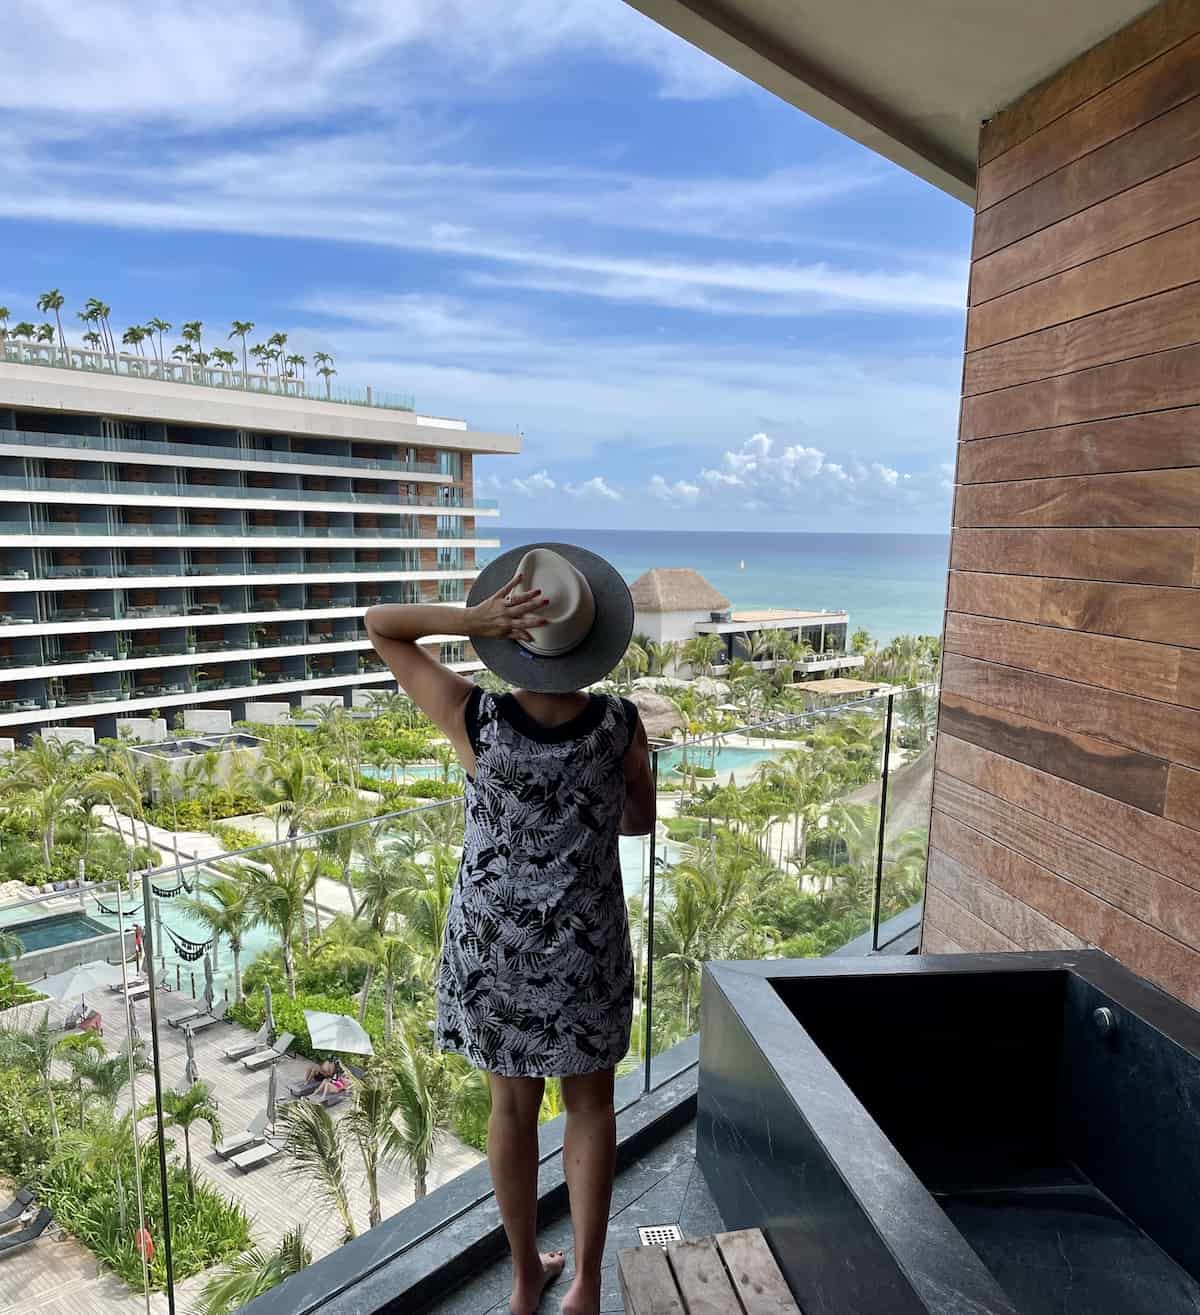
[{"x1": 437, "y1": 451, "x2": 463, "y2": 478}]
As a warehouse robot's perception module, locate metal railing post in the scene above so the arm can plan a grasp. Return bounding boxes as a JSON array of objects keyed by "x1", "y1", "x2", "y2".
[
  {"x1": 871, "y1": 694, "x2": 895, "y2": 952},
  {"x1": 642, "y1": 748, "x2": 659, "y2": 1096},
  {"x1": 139, "y1": 871, "x2": 177, "y2": 1315}
]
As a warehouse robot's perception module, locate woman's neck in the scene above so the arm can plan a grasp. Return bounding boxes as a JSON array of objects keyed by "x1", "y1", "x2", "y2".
[{"x1": 511, "y1": 689, "x2": 589, "y2": 729}]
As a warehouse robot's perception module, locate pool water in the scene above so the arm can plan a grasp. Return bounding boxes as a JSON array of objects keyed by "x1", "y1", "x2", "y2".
[
  {"x1": 359, "y1": 763, "x2": 464, "y2": 784},
  {"x1": 12, "y1": 912, "x2": 111, "y2": 952},
  {"x1": 655, "y1": 744, "x2": 780, "y2": 783}
]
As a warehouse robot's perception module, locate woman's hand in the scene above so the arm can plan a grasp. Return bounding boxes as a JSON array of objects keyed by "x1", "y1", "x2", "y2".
[{"x1": 467, "y1": 572, "x2": 551, "y2": 642}]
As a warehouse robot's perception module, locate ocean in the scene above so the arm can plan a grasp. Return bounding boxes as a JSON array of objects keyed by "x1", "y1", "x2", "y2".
[{"x1": 486, "y1": 530, "x2": 951, "y2": 645}]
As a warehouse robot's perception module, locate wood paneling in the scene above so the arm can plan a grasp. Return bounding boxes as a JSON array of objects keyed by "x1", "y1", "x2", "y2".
[
  {"x1": 972, "y1": 157, "x2": 1200, "y2": 305},
  {"x1": 968, "y1": 220, "x2": 1200, "y2": 352},
  {"x1": 955, "y1": 469, "x2": 1200, "y2": 527},
  {"x1": 950, "y1": 527, "x2": 1199, "y2": 585},
  {"x1": 956, "y1": 409, "x2": 1200, "y2": 482},
  {"x1": 965, "y1": 282, "x2": 1200, "y2": 395},
  {"x1": 937, "y1": 691, "x2": 1170, "y2": 814},
  {"x1": 937, "y1": 734, "x2": 1200, "y2": 888},
  {"x1": 978, "y1": 0, "x2": 1200, "y2": 164},
  {"x1": 927, "y1": 848, "x2": 1084, "y2": 950},
  {"x1": 943, "y1": 612, "x2": 1181, "y2": 702},
  {"x1": 932, "y1": 12, "x2": 1200, "y2": 1010},
  {"x1": 920, "y1": 924, "x2": 967, "y2": 955}
]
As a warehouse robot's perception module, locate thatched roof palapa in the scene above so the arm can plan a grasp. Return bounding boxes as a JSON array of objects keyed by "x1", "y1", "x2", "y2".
[{"x1": 629, "y1": 568, "x2": 730, "y2": 614}]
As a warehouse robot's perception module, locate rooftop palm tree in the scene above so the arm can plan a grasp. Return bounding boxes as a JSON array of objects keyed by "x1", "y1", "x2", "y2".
[
  {"x1": 212, "y1": 347, "x2": 236, "y2": 374},
  {"x1": 36, "y1": 289, "x2": 66, "y2": 354},
  {"x1": 181, "y1": 319, "x2": 204, "y2": 361},
  {"x1": 182, "y1": 877, "x2": 257, "y2": 1003},
  {"x1": 82, "y1": 299, "x2": 115, "y2": 359},
  {"x1": 35, "y1": 322, "x2": 56, "y2": 347},
  {"x1": 281, "y1": 1099, "x2": 357, "y2": 1241},
  {"x1": 316, "y1": 360, "x2": 337, "y2": 399},
  {"x1": 12, "y1": 321, "x2": 36, "y2": 340},
  {"x1": 81, "y1": 330, "x2": 103, "y2": 352},
  {"x1": 121, "y1": 324, "x2": 147, "y2": 355},
  {"x1": 286, "y1": 353, "x2": 306, "y2": 392},
  {"x1": 146, "y1": 317, "x2": 171, "y2": 365},
  {"x1": 144, "y1": 1081, "x2": 222, "y2": 1201},
  {"x1": 193, "y1": 1226, "x2": 311, "y2": 1315},
  {"x1": 228, "y1": 320, "x2": 254, "y2": 379}
]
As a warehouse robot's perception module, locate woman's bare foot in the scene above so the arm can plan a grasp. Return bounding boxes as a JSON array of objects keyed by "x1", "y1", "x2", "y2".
[
  {"x1": 511, "y1": 1251, "x2": 566, "y2": 1315},
  {"x1": 560, "y1": 1272, "x2": 602, "y2": 1315}
]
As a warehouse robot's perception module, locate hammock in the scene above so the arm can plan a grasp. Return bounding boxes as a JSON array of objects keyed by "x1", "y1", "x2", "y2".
[
  {"x1": 150, "y1": 872, "x2": 193, "y2": 899},
  {"x1": 94, "y1": 898, "x2": 142, "y2": 919},
  {"x1": 164, "y1": 926, "x2": 213, "y2": 962}
]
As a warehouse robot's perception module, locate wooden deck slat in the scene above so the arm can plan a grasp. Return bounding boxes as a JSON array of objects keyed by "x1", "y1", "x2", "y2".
[{"x1": 712, "y1": 1231, "x2": 800, "y2": 1315}]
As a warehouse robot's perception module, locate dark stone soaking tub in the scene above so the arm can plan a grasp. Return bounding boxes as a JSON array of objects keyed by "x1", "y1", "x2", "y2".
[{"x1": 697, "y1": 951, "x2": 1200, "y2": 1315}]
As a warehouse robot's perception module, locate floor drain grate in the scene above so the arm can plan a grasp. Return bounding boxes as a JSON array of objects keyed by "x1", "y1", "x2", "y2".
[{"x1": 638, "y1": 1225, "x2": 683, "y2": 1249}]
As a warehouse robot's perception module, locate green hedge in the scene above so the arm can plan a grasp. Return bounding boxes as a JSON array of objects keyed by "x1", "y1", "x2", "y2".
[
  {"x1": 401, "y1": 778, "x2": 462, "y2": 799},
  {"x1": 229, "y1": 990, "x2": 386, "y2": 1060},
  {"x1": 0, "y1": 965, "x2": 41, "y2": 1011}
]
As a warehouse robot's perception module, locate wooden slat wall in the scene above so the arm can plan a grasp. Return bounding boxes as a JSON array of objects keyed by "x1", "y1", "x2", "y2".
[{"x1": 927, "y1": 2, "x2": 1200, "y2": 1007}]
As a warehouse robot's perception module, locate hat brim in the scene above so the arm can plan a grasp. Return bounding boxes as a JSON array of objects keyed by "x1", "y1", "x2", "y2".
[{"x1": 467, "y1": 542, "x2": 633, "y2": 693}]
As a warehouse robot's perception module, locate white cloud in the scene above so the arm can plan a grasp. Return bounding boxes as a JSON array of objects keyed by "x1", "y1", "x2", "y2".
[
  {"x1": 0, "y1": 2, "x2": 741, "y2": 129},
  {"x1": 648, "y1": 475, "x2": 700, "y2": 503},
  {"x1": 565, "y1": 475, "x2": 621, "y2": 501},
  {"x1": 510, "y1": 469, "x2": 557, "y2": 495}
]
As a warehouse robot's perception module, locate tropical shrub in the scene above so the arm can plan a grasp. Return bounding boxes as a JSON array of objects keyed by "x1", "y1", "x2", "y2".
[
  {"x1": 0, "y1": 1067, "x2": 53, "y2": 1178},
  {"x1": 0, "y1": 964, "x2": 41, "y2": 1011},
  {"x1": 211, "y1": 822, "x2": 262, "y2": 853},
  {"x1": 401, "y1": 779, "x2": 463, "y2": 800},
  {"x1": 230, "y1": 990, "x2": 386, "y2": 1060}
]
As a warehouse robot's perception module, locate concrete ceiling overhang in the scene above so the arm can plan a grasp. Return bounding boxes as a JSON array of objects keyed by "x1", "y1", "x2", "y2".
[{"x1": 623, "y1": 0, "x2": 1159, "y2": 203}]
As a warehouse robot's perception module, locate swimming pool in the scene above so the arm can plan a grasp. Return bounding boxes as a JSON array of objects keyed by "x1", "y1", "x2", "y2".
[
  {"x1": 11, "y1": 912, "x2": 111, "y2": 953},
  {"x1": 359, "y1": 763, "x2": 464, "y2": 784},
  {"x1": 655, "y1": 744, "x2": 780, "y2": 782}
]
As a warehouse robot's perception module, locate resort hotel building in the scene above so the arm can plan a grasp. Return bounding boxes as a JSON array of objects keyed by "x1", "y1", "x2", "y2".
[
  {"x1": 630, "y1": 567, "x2": 865, "y2": 679},
  {"x1": 0, "y1": 347, "x2": 518, "y2": 747}
]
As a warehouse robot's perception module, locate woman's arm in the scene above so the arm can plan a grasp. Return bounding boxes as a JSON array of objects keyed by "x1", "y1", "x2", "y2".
[
  {"x1": 621, "y1": 714, "x2": 655, "y2": 836},
  {"x1": 364, "y1": 575, "x2": 548, "y2": 745}
]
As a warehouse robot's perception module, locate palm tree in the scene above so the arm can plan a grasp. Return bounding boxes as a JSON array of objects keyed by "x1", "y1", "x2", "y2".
[
  {"x1": 172, "y1": 342, "x2": 192, "y2": 372},
  {"x1": 0, "y1": 928, "x2": 21, "y2": 961},
  {"x1": 35, "y1": 323, "x2": 56, "y2": 348},
  {"x1": 182, "y1": 877, "x2": 256, "y2": 1003},
  {"x1": 281, "y1": 1099, "x2": 357, "y2": 1241},
  {"x1": 228, "y1": 321, "x2": 254, "y2": 379},
  {"x1": 121, "y1": 324, "x2": 147, "y2": 356},
  {"x1": 211, "y1": 347, "x2": 237, "y2": 375},
  {"x1": 352, "y1": 846, "x2": 409, "y2": 1020},
  {"x1": 5, "y1": 733, "x2": 80, "y2": 861},
  {"x1": 181, "y1": 319, "x2": 204, "y2": 363},
  {"x1": 193, "y1": 1226, "x2": 311, "y2": 1315},
  {"x1": 51, "y1": 1107, "x2": 141, "y2": 1234},
  {"x1": 81, "y1": 330, "x2": 103, "y2": 352},
  {"x1": 343, "y1": 1073, "x2": 403, "y2": 1228},
  {"x1": 146, "y1": 317, "x2": 171, "y2": 365},
  {"x1": 286, "y1": 354, "x2": 306, "y2": 393},
  {"x1": 0, "y1": 1009, "x2": 70, "y2": 1141},
  {"x1": 36, "y1": 289, "x2": 66, "y2": 354},
  {"x1": 237, "y1": 744, "x2": 331, "y2": 841},
  {"x1": 145, "y1": 1081, "x2": 222, "y2": 1200},
  {"x1": 12, "y1": 321, "x2": 36, "y2": 340},
  {"x1": 81, "y1": 299, "x2": 115, "y2": 359},
  {"x1": 62, "y1": 1039, "x2": 148, "y2": 1126},
  {"x1": 682, "y1": 633, "x2": 723, "y2": 678},
  {"x1": 0, "y1": 305, "x2": 9, "y2": 347},
  {"x1": 645, "y1": 639, "x2": 679, "y2": 677},
  {"x1": 244, "y1": 848, "x2": 316, "y2": 997},
  {"x1": 315, "y1": 798, "x2": 372, "y2": 915},
  {"x1": 315, "y1": 352, "x2": 337, "y2": 399},
  {"x1": 385, "y1": 1021, "x2": 457, "y2": 1199},
  {"x1": 250, "y1": 342, "x2": 270, "y2": 379},
  {"x1": 267, "y1": 331, "x2": 288, "y2": 386}
]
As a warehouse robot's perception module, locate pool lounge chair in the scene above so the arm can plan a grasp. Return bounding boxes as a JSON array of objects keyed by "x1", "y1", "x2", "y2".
[
  {"x1": 167, "y1": 1000, "x2": 208, "y2": 1029},
  {"x1": 224, "y1": 1023, "x2": 270, "y2": 1062},
  {"x1": 185, "y1": 1000, "x2": 229, "y2": 1033},
  {"x1": 0, "y1": 1189, "x2": 33, "y2": 1235},
  {"x1": 117, "y1": 979, "x2": 151, "y2": 1001},
  {"x1": 0, "y1": 1209, "x2": 53, "y2": 1259},
  {"x1": 242, "y1": 1032, "x2": 294, "y2": 1071},
  {"x1": 214, "y1": 1112, "x2": 269, "y2": 1160},
  {"x1": 230, "y1": 1139, "x2": 283, "y2": 1173}
]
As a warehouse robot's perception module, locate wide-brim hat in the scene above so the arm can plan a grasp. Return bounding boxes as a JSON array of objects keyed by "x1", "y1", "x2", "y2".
[{"x1": 467, "y1": 542, "x2": 633, "y2": 693}]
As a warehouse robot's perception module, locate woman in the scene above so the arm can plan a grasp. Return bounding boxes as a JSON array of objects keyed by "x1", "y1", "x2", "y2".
[{"x1": 366, "y1": 544, "x2": 654, "y2": 1315}]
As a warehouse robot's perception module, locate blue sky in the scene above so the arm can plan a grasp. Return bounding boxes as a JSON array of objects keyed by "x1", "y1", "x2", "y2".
[{"x1": 0, "y1": 2, "x2": 971, "y2": 532}]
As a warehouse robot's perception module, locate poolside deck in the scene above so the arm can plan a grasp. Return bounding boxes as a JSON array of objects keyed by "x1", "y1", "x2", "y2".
[{"x1": 0, "y1": 984, "x2": 482, "y2": 1315}]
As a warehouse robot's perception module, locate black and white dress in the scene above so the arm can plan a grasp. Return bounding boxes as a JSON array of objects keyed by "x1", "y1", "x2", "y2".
[{"x1": 436, "y1": 689, "x2": 637, "y2": 1078}]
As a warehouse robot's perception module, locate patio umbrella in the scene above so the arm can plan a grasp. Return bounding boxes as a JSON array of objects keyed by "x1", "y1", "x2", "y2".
[
  {"x1": 263, "y1": 982, "x2": 275, "y2": 1041},
  {"x1": 39, "y1": 961, "x2": 123, "y2": 1009},
  {"x1": 183, "y1": 1025, "x2": 199, "y2": 1086},
  {"x1": 202, "y1": 953, "x2": 215, "y2": 1011},
  {"x1": 266, "y1": 1063, "x2": 278, "y2": 1131},
  {"x1": 303, "y1": 1010, "x2": 373, "y2": 1056}
]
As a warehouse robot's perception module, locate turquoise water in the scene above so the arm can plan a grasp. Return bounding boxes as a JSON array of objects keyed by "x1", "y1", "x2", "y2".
[
  {"x1": 656, "y1": 745, "x2": 778, "y2": 783},
  {"x1": 489, "y1": 529, "x2": 949, "y2": 644},
  {"x1": 360, "y1": 763, "x2": 462, "y2": 784},
  {"x1": 8, "y1": 911, "x2": 109, "y2": 952}
]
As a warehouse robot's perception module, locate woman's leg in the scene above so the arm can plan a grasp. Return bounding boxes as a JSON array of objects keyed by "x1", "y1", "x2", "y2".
[
  {"x1": 560, "y1": 1069, "x2": 617, "y2": 1315},
  {"x1": 488, "y1": 1073, "x2": 564, "y2": 1315}
]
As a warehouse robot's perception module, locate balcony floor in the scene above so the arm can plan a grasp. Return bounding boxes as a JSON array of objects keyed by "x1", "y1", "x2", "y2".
[{"x1": 423, "y1": 1119, "x2": 721, "y2": 1315}]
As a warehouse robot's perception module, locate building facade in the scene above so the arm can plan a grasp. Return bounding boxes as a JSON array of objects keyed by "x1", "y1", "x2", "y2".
[{"x1": 0, "y1": 356, "x2": 519, "y2": 743}]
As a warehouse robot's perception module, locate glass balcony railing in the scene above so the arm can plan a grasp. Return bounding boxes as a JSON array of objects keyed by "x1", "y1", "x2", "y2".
[
  {"x1": 0, "y1": 684, "x2": 938, "y2": 1310},
  {"x1": 2, "y1": 428, "x2": 444, "y2": 476},
  {"x1": 1, "y1": 521, "x2": 494, "y2": 542},
  {"x1": 0, "y1": 473, "x2": 487, "y2": 513},
  {"x1": 1, "y1": 341, "x2": 415, "y2": 412}
]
